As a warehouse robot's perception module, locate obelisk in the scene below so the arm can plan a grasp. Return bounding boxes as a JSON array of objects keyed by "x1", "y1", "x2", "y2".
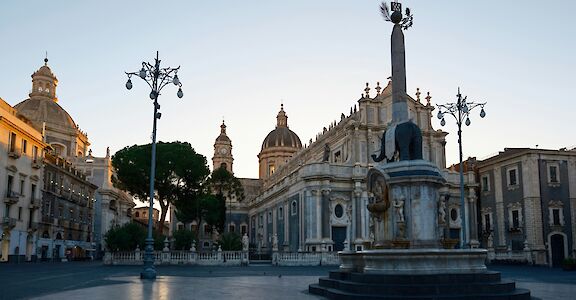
[{"x1": 391, "y1": 23, "x2": 408, "y2": 123}]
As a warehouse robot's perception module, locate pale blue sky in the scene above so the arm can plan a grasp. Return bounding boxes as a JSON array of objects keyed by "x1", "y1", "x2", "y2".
[{"x1": 1, "y1": 1, "x2": 575, "y2": 179}]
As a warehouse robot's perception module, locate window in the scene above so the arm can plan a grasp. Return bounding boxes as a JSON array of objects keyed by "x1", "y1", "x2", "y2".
[
  {"x1": 204, "y1": 224, "x2": 211, "y2": 234},
  {"x1": 241, "y1": 225, "x2": 247, "y2": 235},
  {"x1": 483, "y1": 213, "x2": 492, "y2": 232},
  {"x1": 278, "y1": 206, "x2": 283, "y2": 220},
  {"x1": 228, "y1": 224, "x2": 235, "y2": 233},
  {"x1": 507, "y1": 167, "x2": 518, "y2": 186},
  {"x1": 20, "y1": 179, "x2": 25, "y2": 195},
  {"x1": 268, "y1": 211, "x2": 272, "y2": 223},
  {"x1": 549, "y1": 165, "x2": 558, "y2": 183},
  {"x1": 450, "y1": 208, "x2": 458, "y2": 221},
  {"x1": 7, "y1": 175, "x2": 14, "y2": 196},
  {"x1": 291, "y1": 200, "x2": 297, "y2": 216},
  {"x1": 511, "y1": 210, "x2": 520, "y2": 228},
  {"x1": 220, "y1": 162, "x2": 227, "y2": 170},
  {"x1": 481, "y1": 175, "x2": 490, "y2": 192},
  {"x1": 177, "y1": 223, "x2": 184, "y2": 231},
  {"x1": 552, "y1": 209, "x2": 561, "y2": 226},
  {"x1": 548, "y1": 201, "x2": 565, "y2": 226},
  {"x1": 334, "y1": 151, "x2": 342, "y2": 163},
  {"x1": 135, "y1": 212, "x2": 140, "y2": 218},
  {"x1": 9, "y1": 132, "x2": 16, "y2": 152},
  {"x1": 18, "y1": 207, "x2": 22, "y2": 220},
  {"x1": 334, "y1": 204, "x2": 344, "y2": 218},
  {"x1": 31, "y1": 184, "x2": 36, "y2": 200},
  {"x1": 547, "y1": 163, "x2": 560, "y2": 185},
  {"x1": 21, "y1": 139, "x2": 27, "y2": 154},
  {"x1": 268, "y1": 164, "x2": 275, "y2": 176},
  {"x1": 32, "y1": 146, "x2": 38, "y2": 162}
]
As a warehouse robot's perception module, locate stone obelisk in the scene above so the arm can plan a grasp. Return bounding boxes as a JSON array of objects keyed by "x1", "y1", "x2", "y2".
[{"x1": 391, "y1": 23, "x2": 408, "y2": 123}]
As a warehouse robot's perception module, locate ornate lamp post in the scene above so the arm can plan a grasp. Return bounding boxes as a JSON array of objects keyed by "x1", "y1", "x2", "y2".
[
  {"x1": 436, "y1": 88, "x2": 486, "y2": 249},
  {"x1": 125, "y1": 51, "x2": 183, "y2": 279}
]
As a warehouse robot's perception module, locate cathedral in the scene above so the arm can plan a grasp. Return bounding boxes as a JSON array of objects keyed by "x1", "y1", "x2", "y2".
[
  {"x1": 0, "y1": 59, "x2": 134, "y2": 261},
  {"x1": 173, "y1": 81, "x2": 476, "y2": 253}
]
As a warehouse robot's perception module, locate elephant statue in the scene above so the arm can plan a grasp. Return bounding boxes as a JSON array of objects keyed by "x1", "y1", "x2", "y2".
[{"x1": 372, "y1": 120, "x2": 423, "y2": 162}]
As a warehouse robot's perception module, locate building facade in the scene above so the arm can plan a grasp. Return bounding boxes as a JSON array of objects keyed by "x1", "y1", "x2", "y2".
[
  {"x1": 477, "y1": 147, "x2": 576, "y2": 266},
  {"x1": 37, "y1": 152, "x2": 97, "y2": 261},
  {"x1": 13, "y1": 60, "x2": 134, "y2": 257},
  {"x1": 245, "y1": 83, "x2": 472, "y2": 253},
  {"x1": 0, "y1": 98, "x2": 47, "y2": 262}
]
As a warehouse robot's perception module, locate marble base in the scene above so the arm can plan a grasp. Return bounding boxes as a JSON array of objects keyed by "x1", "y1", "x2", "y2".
[{"x1": 340, "y1": 248, "x2": 487, "y2": 275}]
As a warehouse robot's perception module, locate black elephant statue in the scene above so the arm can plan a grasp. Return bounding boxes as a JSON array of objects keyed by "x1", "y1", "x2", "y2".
[{"x1": 372, "y1": 120, "x2": 423, "y2": 162}]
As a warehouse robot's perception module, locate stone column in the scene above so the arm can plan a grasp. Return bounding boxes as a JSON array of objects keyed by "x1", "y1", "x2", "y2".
[
  {"x1": 468, "y1": 188, "x2": 480, "y2": 248},
  {"x1": 321, "y1": 189, "x2": 331, "y2": 239}
]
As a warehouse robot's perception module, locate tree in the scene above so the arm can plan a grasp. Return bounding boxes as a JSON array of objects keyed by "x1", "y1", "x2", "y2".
[
  {"x1": 112, "y1": 141, "x2": 210, "y2": 232},
  {"x1": 206, "y1": 167, "x2": 245, "y2": 233},
  {"x1": 173, "y1": 166, "x2": 245, "y2": 237},
  {"x1": 217, "y1": 232, "x2": 242, "y2": 251},
  {"x1": 172, "y1": 229, "x2": 196, "y2": 250},
  {"x1": 104, "y1": 222, "x2": 146, "y2": 251}
]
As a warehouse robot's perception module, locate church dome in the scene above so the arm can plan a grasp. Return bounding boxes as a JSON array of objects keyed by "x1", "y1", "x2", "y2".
[
  {"x1": 14, "y1": 59, "x2": 77, "y2": 131},
  {"x1": 261, "y1": 104, "x2": 302, "y2": 151},
  {"x1": 15, "y1": 98, "x2": 77, "y2": 130},
  {"x1": 216, "y1": 121, "x2": 231, "y2": 142}
]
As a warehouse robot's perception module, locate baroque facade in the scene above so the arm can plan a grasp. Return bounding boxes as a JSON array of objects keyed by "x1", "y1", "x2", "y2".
[
  {"x1": 13, "y1": 59, "x2": 134, "y2": 258},
  {"x1": 0, "y1": 98, "x2": 47, "y2": 262},
  {"x1": 477, "y1": 147, "x2": 576, "y2": 266},
  {"x1": 245, "y1": 83, "x2": 464, "y2": 253},
  {"x1": 185, "y1": 82, "x2": 474, "y2": 254}
]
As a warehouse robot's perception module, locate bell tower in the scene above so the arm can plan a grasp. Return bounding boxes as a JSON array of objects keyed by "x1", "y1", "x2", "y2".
[
  {"x1": 29, "y1": 57, "x2": 59, "y2": 102},
  {"x1": 212, "y1": 120, "x2": 233, "y2": 173}
]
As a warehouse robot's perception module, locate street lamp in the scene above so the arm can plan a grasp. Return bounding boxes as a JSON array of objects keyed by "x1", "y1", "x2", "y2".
[
  {"x1": 436, "y1": 87, "x2": 486, "y2": 249},
  {"x1": 125, "y1": 51, "x2": 183, "y2": 279}
]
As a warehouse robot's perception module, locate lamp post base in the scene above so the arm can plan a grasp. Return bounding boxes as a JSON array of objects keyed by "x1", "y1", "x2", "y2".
[{"x1": 140, "y1": 266, "x2": 157, "y2": 279}]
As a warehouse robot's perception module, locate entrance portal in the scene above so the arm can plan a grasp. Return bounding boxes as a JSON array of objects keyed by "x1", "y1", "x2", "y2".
[
  {"x1": 331, "y1": 226, "x2": 346, "y2": 251},
  {"x1": 550, "y1": 234, "x2": 565, "y2": 267}
]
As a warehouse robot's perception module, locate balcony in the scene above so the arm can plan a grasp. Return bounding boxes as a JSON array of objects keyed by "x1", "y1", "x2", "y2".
[
  {"x1": 2, "y1": 217, "x2": 17, "y2": 230},
  {"x1": 8, "y1": 147, "x2": 21, "y2": 159},
  {"x1": 32, "y1": 159, "x2": 42, "y2": 169},
  {"x1": 29, "y1": 197, "x2": 41, "y2": 209},
  {"x1": 4, "y1": 191, "x2": 20, "y2": 205},
  {"x1": 28, "y1": 222, "x2": 39, "y2": 233}
]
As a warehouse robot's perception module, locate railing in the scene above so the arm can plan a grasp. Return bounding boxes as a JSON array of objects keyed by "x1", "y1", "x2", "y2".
[
  {"x1": 4, "y1": 191, "x2": 20, "y2": 205},
  {"x1": 2, "y1": 217, "x2": 17, "y2": 229},
  {"x1": 103, "y1": 249, "x2": 339, "y2": 266},
  {"x1": 273, "y1": 252, "x2": 340, "y2": 266}
]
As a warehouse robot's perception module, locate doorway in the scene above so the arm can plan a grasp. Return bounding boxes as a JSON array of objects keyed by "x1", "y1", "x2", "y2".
[
  {"x1": 550, "y1": 234, "x2": 565, "y2": 267},
  {"x1": 331, "y1": 226, "x2": 346, "y2": 251}
]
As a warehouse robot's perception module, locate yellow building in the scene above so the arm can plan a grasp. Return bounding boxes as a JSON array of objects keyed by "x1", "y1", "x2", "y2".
[{"x1": 0, "y1": 97, "x2": 47, "y2": 262}]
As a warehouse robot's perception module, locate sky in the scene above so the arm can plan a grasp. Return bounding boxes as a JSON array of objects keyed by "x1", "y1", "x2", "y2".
[{"x1": 1, "y1": 0, "x2": 575, "y2": 180}]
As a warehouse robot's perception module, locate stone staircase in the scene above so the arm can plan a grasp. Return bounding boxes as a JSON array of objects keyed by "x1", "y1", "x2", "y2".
[{"x1": 309, "y1": 270, "x2": 533, "y2": 300}]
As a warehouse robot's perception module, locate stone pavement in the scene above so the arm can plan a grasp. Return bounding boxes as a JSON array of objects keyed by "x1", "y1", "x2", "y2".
[{"x1": 0, "y1": 262, "x2": 575, "y2": 300}]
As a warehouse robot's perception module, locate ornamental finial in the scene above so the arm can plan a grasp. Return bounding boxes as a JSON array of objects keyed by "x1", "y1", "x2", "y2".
[
  {"x1": 364, "y1": 82, "x2": 370, "y2": 98},
  {"x1": 416, "y1": 88, "x2": 421, "y2": 102},
  {"x1": 380, "y1": 1, "x2": 413, "y2": 30},
  {"x1": 425, "y1": 91, "x2": 432, "y2": 106},
  {"x1": 375, "y1": 82, "x2": 382, "y2": 95}
]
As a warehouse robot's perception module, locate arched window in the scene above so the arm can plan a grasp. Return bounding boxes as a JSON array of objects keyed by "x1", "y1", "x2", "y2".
[
  {"x1": 220, "y1": 163, "x2": 227, "y2": 169},
  {"x1": 291, "y1": 200, "x2": 297, "y2": 215},
  {"x1": 135, "y1": 212, "x2": 140, "y2": 218}
]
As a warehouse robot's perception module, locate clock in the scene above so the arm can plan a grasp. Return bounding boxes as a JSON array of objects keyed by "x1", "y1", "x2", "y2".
[{"x1": 219, "y1": 147, "x2": 228, "y2": 155}]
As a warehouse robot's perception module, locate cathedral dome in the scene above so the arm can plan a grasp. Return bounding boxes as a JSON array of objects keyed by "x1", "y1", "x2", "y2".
[
  {"x1": 14, "y1": 59, "x2": 76, "y2": 131},
  {"x1": 261, "y1": 105, "x2": 302, "y2": 151},
  {"x1": 15, "y1": 98, "x2": 77, "y2": 130}
]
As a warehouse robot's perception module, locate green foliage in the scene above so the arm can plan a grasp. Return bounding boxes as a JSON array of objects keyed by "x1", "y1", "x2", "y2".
[
  {"x1": 207, "y1": 167, "x2": 245, "y2": 202},
  {"x1": 112, "y1": 141, "x2": 210, "y2": 232},
  {"x1": 173, "y1": 229, "x2": 196, "y2": 250},
  {"x1": 104, "y1": 222, "x2": 146, "y2": 251},
  {"x1": 217, "y1": 232, "x2": 242, "y2": 251},
  {"x1": 173, "y1": 166, "x2": 244, "y2": 236}
]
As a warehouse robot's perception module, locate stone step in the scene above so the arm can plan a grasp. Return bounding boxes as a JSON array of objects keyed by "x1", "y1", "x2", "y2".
[
  {"x1": 309, "y1": 284, "x2": 533, "y2": 300},
  {"x1": 318, "y1": 277, "x2": 518, "y2": 296},
  {"x1": 329, "y1": 271, "x2": 502, "y2": 284}
]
